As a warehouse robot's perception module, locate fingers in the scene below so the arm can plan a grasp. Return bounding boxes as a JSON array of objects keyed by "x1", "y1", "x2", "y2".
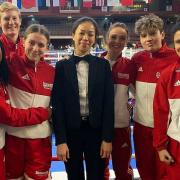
[
  {"x1": 100, "y1": 149, "x2": 111, "y2": 158},
  {"x1": 57, "y1": 144, "x2": 70, "y2": 162},
  {"x1": 159, "y1": 149, "x2": 174, "y2": 165},
  {"x1": 163, "y1": 154, "x2": 174, "y2": 165}
]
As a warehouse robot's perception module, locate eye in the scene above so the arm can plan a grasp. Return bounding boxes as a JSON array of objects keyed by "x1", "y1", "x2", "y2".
[
  {"x1": 29, "y1": 40, "x2": 35, "y2": 46},
  {"x1": 3, "y1": 17, "x2": 9, "y2": 21},
  {"x1": 110, "y1": 35, "x2": 117, "y2": 40},
  {"x1": 140, "y1": 34, "x2": 147, "y2": 38},
  {"x1": 13, "y1": 17, "x2": 17, "y2": 21},
  {"x1": 38, "y1": 43, "x2": 45, "y2": 48}
]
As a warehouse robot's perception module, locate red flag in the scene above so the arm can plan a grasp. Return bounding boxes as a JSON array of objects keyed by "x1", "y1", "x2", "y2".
[
  {"x1": 83, "y1": 0, "x2": 92, "y2": 7},
  {"x1": 22, "y1": 0, "x2": 36, "y2": 9},
  {"x1": 121, "y1": 0, "x2": 133, "y2": 6},
  {"x1": 60, "y1": 0, "x2": 67, "y2": 7}
]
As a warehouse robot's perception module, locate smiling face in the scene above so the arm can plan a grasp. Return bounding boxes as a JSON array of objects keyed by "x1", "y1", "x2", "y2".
[
  {"x1": 140, "y1": 29, "x2": 165, "y2": 53},
  {"x1": 106, "y1": 26, "x2": 127, "y2": 56},
  {"x1": 24, "y1": 32, "x2": 48, "y2": 63},
  {"x1": 72, "y1": 21, "x2": 96, "y2": 56},
  {"x1": 174, "y1": 30, "x2": 180, "y2": 58},
  {"x1": 0, "y1": 9, "x2": 21, "y2": 40}
]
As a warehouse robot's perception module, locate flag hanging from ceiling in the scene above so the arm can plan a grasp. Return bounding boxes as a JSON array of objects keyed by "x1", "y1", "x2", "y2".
[
  {"x1": 73, "y1": 0, "x2": 80, "y2": 7},
  {"x1": 107, "y1": 0, "x2": 119, "y2": 6},
  {"x1": 96, "y1": 0, "x2": 104, "y2": 6},
  {"x1": 83, "y1": 0, "x2": 92, "y2": 8},
  {"x1": 21, "y1": 0, "x2": 38, "y2": 12},
  {"x1": 38, "y1": 0, "x2": 50, "y2": 9},
  {"x1": 7, "y1": 0, "x2": 21, "y2": 8},
  {"x1": 60, "y1": 0, "x2": 68, "y2": 7},
  {"x1": 52, "y1": 0, "x2": 60, "y2": 6},
  {"x1": 46, "y1": 0, "x2": 50, "y2": 6},
  {"x1": 121, "y1": 0, "x2": 133, "y2": 6}
]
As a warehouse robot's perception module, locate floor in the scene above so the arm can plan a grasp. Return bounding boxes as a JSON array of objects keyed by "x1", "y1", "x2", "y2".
[{"x1": 50, "y1": 128, "x2": 140, "y2": 179}]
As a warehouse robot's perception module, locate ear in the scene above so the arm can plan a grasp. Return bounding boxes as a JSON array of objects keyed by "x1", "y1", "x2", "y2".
[
  {"x1": 72, "y1": 33, "x2": 75, "y2": 41},
  {"x1": 161, "y1": 31, "x2": 165, "y2": 40},
  {"x1": 22, "y1": 38, "x2": 25, "y2": 47}
]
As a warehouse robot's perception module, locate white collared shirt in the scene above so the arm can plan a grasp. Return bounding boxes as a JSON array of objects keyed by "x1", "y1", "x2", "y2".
[{"x1": 75, "y1": 55, "x2": 89, "y2": 116}]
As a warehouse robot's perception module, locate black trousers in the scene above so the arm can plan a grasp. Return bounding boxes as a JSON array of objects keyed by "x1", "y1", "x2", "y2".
[{"x1": 65, "y1": 121, "x2": 106, "y2": 180}]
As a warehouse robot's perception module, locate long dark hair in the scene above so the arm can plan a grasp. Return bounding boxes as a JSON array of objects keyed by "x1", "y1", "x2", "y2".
[{"x1": 0, "y1": 42, "x2": 8, "y2": 85}]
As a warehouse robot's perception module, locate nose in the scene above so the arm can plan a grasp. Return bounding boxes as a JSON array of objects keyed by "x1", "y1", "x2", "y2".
[
  {"x1": 82, "y1": 33, "x2": 88, "y2": 40},
  {"x1": 9, "y1": 18, "x2": 14, "y2": 24},
  {"x1": 33, "y1": 44, "x2": 39, "y2": 51},
  {"x1": 146, "y1": 34, "x2": 153, "y2": 41}
]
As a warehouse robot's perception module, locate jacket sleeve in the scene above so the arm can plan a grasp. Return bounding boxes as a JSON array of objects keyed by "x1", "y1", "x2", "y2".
[
  {"x1": 102, "y1": 60, "x2": 114, "y2": 142},
  {"x1": 153, "y1": 75, "x2": 170, "y2": 151},
  {"x1": 0, "y1": 98, "x2": 49, "y2": 127},
  {"x1": 51, "y1": 61, "x2": 67, "y2": 145}
]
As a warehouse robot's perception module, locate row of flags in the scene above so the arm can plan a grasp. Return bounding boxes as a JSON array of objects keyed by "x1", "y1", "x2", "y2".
[{"x1": 2, "y1": 0, "x2": 152, "y2": 11}]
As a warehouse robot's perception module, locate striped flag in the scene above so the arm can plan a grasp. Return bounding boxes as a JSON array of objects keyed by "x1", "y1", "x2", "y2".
[
  {"x1": 74, "y1": 0, "x2": 80, "y2": 7},
  {"x1": 8, "y1": 0, "x2": 21, "y2": 8},
  {"x1": 83, "y1": 0, "x2": 92, "y2": 7},
  {"x1": 121, "y1": 0, "x2": 133, "y2": 6},
  {"x1": 96, "y1": 0, "x2": 104, "y2": 6},
  {"x1": 38, "y1": 0, "x2": 50, "y2": 8},
  {"x1": 52, "y1": 0, "x2": 60, "y2": 6}
]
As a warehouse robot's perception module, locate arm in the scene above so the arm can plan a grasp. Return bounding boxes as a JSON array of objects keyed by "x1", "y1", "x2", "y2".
[
  {"x1": 51, "y1": 62, "x2": 69, "y2": 161},
  {"x1": 100, "y1": 61, "x2": 114, "y2": 158},
  {"x1": 153, "y1": 75, "x2": 174, "y2": 165},
  {"x1": 0, "y1": 98, "x2": 50, "y2": 127}
]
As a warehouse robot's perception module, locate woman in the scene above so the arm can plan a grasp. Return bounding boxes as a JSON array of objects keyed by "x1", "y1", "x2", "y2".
[
  {"x1": 0, "y1": 48, "x2": 51, "y2": 180},
  {"x1": 102, "y1": 22, "x2": 134, "y2": 180},
  {"x1": 52, "y1": 16, "x2": 114, "y2": 180},
  {"x1": 153, "y1": 22, "x2": 180, "y2": 180},
  {"x1": 4, "y1": 24, "x2": 54, "y2": 180}
]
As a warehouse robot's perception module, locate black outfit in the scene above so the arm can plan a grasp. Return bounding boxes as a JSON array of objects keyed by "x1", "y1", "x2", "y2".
[{"x1": 52, "y1": 54, "x2": 114, "y2": 180}]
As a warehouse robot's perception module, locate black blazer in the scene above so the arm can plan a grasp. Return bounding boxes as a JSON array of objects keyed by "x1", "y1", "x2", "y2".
[{"x1": 52, "y1": 55, "x2": 114, "y2": 145}]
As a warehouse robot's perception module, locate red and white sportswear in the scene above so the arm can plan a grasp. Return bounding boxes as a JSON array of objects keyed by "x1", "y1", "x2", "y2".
[
  {"x1": 132, "y1": 43, "x2": 179, "y2": 128},
  {"x1": 0, "y1": 33, "x2": 24, "y2": 58},
  {"x1": 0, "y1": 82, "x2": 49, "y2": 149},
  {"x1": 3, "y1": 53, "x2": 55, "y2": 139},
  {"x1": 102, "y1": 52, "x2": 135, "y2": 127},
  {"x1": 153, "y1": 58, "x2": 180, "y2": 150}
]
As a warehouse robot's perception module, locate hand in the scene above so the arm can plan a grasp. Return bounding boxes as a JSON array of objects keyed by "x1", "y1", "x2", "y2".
[
  {"x1": 57, "y1": 143, "x2": 69, "y2": 162},
  {"x1": 100, "y1": 141, "x2": 112, "y2": 158},
  {"x1": 47, "y1": 107, "x2": 52, "y2": 119},
  {"x1": 158, "y1": 149, "x2": 174, "y2": 165}
]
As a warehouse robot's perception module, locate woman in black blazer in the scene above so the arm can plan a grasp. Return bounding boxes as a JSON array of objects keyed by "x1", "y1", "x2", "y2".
[{"x1": 52, "y1": 17, "x2": 114, "y2": 180}]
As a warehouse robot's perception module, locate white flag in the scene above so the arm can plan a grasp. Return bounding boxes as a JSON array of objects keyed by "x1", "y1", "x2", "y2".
[{"x1": 53, "y1": 0, "x2": 60, "y2": 6}]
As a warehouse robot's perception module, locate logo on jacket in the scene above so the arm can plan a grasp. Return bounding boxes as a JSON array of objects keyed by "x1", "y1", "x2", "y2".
[
  {"x1": 43, "y1": 82, "x2": 53, "y2": 90},
  {"x1": 22, "y1": 74, "x2": 30, "y2": 80},
  {"x1": 117, "y1": 73, "x2": 129, "y2": 79},
  {"x1": 138, "y1": 66, "x2": 143, "y2": 72},
  {"x1": 156, "y1": 72, "x2": 161, "y2": 79},
  {"x1": 174, "y1": 80, "x2": 180, "y2": 86}
]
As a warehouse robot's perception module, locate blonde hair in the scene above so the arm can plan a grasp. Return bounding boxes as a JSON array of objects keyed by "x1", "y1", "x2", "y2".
[{"x1": 0, "y1": 2, "x2": 21, "y2": 19}]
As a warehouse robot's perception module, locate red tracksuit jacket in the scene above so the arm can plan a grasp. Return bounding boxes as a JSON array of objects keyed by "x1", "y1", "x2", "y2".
[{"x1": 153, "y1": 58, "x2": 180, "y2": 150}]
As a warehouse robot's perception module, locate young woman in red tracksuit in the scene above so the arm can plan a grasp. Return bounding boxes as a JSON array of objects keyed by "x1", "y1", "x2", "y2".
[
  {"x1": 131, "y1": 14, "x2": 179, "y2": 180},
  {"x1": 153, "y1": 22, "x2": 180, "y2": 180},
  {"x1": 0, "y1": 51, "x2": 51, "y2": 180},
  {"x1": 3, "y1": 24, "x2": 54, "y2": 180},
  {"x1": 102, "y1": 22, "x2": 135, "y2": 180}
]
